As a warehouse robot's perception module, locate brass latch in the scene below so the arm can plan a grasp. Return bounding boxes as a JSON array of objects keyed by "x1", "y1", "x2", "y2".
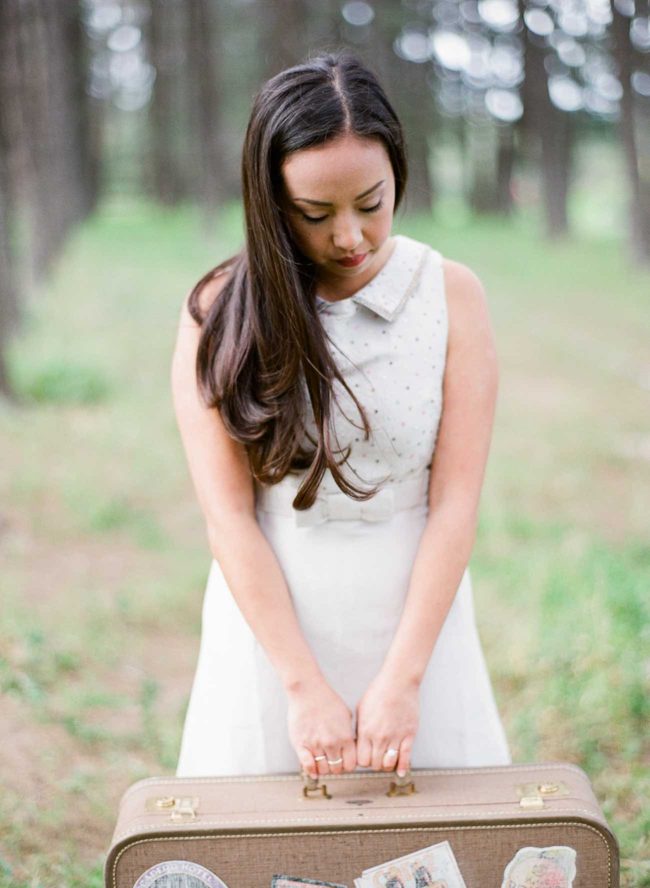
[
  {"x1": 517, "y1": 781, "x2": 568, "y2": 798},
  {"x1": 302, "y1": 773, "x2": 332, "y2": 799},
  {"x1": 146, "y1": 795, "x2": 199, "y2": 820},
  {"x1": 387, "y1": 771, "x2": 416, "y2": 797}
]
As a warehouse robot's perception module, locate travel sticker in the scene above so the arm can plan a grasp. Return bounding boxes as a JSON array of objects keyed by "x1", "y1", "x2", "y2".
[
  {"x1": 132, "y1": 859, "x2": 230, "y2": 888},
  {"x1": 356, "y1": 839, "x2": 467, "y2": 887},
  {"x1": 501, "y1": 846, "x2": 577, "y2": 888},
  {"x1": 272, "y1": 878, "x2": 347, "y2": 887}
]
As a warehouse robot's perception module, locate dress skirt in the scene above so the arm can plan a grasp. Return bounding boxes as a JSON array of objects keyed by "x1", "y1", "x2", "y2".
[{"x1": 175, "y1": 500, "x2": 512, "y2": 777}]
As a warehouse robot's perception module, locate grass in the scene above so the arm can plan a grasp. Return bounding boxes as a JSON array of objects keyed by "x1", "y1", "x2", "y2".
[{"x1": 0, "y1": 192, "x2": 648, "y2": 886}]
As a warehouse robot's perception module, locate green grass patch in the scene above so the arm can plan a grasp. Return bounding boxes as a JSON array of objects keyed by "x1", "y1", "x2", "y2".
[
  {"x1": 13, "y1": 359, "x2": 111, "y2": 405},
  {"x1": 0, "y1": 192, "x2": 648, "y2": 886}
]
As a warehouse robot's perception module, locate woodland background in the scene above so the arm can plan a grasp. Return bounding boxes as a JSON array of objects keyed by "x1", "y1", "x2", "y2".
[{"x1": 0, "y1": 1, "x2": 649, "y2": 886}]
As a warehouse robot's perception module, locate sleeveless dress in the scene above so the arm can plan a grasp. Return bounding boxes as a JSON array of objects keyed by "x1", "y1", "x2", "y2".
[{"x1": 175, "y1": 234, "x2": 511, "y2": 777}]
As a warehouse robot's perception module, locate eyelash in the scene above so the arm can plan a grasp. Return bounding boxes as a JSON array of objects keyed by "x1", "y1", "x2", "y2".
[{"x1": 301, "y1": 200, "x2": 384, "y2": 225}]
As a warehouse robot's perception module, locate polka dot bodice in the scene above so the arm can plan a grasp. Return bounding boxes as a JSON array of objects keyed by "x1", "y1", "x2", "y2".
[{"x1": 300, "y1": 233, "x2": 448, "y2": 494}]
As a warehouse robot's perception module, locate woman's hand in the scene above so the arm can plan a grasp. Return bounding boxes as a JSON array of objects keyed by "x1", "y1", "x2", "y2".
[
  {"x1": 286, "y1": 677, "x2": 357, "y2": 778},
  {"x1": 355, "y1": 671, "x2": 420, "y2": 776}
]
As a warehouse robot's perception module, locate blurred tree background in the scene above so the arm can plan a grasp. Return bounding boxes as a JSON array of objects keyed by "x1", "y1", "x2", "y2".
[
  {"x1": 1, "y1": 1, "x2": 649, "y2": 887},
  {"x1": 1, "y1": 0, "x2": 650, "y2": 396}
]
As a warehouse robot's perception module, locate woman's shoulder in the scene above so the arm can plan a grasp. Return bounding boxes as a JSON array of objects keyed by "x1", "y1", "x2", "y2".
[
  {"x1": 441, "y1": 257, "x2": 487, "y2": 308},
  {"x1": 184, "y1": 261, "x2": 236, "y2": 323},
  {"x1": 439, "y1": 256, "x2": 494, "y2": 351},
  {"x1": 401, "y1": 235, "x2": 488, "y2": 316}
]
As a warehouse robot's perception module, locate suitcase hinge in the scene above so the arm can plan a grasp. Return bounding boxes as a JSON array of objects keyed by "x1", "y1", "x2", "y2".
[{"x1": 519, "y1": 794, "x2": 545, "y2": 809}]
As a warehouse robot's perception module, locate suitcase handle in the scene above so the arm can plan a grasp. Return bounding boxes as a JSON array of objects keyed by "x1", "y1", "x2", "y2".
[{"x1": 301, "y1": 768, "x2": 415, "y2": 799}]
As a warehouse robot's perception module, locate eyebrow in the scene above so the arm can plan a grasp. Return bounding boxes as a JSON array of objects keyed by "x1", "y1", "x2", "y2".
[{"x1": 292, "y1": 179, "x2": 385, "y2": 206}]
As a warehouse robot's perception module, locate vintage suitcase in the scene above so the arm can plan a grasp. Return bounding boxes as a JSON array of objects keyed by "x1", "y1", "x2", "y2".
[{"x1": 105, "y1": 761, "x2": 619, "y2": 888}]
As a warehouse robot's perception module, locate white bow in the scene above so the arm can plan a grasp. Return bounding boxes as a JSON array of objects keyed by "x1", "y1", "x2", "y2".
[{"x1": 294, "y1": 486, "x2": 395, "y2": 528}]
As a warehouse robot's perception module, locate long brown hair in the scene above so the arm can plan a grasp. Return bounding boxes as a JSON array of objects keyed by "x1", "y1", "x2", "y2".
[{"x1": 187, "y1": 51, "x2": 408, "y2": 510}]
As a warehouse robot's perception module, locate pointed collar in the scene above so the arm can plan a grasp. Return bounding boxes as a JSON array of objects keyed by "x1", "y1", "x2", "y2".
[{"x1": 315, "y1": 235, "x2": 429, "y2": 322}]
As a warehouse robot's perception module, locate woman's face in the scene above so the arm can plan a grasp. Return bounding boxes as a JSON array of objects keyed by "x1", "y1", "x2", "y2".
[{"x1": 280, "y1": 132, "x2": 396, "y2": 297}]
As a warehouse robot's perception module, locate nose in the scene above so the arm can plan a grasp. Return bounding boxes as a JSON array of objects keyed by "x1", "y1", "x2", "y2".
[{"x1": 332, "y1": 214, "x2": 363, "y2": 252}]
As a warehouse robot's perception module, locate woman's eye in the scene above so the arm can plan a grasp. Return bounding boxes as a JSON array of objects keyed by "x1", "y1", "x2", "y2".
[{"x1": 301, "y1": 199, "x2": 383, "y2": 224}]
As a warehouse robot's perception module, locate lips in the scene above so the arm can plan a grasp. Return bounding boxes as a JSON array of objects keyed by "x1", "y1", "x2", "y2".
[{"x1": 335, "y1": 253, "x2": 368, "y2": 268}]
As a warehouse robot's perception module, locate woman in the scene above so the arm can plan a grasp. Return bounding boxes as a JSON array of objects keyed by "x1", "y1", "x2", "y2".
[{"x1": 172, "y1": 51, "x2": 511, "y2": 780}]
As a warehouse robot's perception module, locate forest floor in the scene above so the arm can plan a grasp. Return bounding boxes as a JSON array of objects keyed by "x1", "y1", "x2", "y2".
[{"x1": 0, "y1": 198, "x2": 648, "y2": 887}]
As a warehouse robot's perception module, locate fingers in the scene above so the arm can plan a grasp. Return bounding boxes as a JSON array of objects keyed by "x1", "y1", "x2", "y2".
[
  {"x1": 367, "y1": 738, "x2": 412, "y2": 774},
  {"x1": 312, "y1": 739, "x2": 409, "y2": 775},
  {"x1": 381, "y1": 744, "x2": 400, "y2": 771},
  {"x1": 323, "y1": 742, "x2": 345, "y2": 774},
  {"x1": 356, "y1": 734, "x2": 372, "y2": 768},
  {"x1": 370, "y1": 739, "x2": 388, "y2": 772},
  {"x1": 301, "y1": 737, "x2": 411, "y2": 778},
  {"x1": 298, "y1": 747, "x2": 330, "y2": 777},
  {"x1": 342, "y1": 739, "x2": 357, "y2": 773},
  {"x1": 396, "y1": 737, "x2": 412, "y2": 777},
  {"x1": 314, "y1": 749, "x2": 329, "y2": 776},
  {"x1": 298, "y1": 746, "x2": 318, "y2": 779},
  {"x1": 300, "y1": 738, "x2": 356, "y2": 777}
]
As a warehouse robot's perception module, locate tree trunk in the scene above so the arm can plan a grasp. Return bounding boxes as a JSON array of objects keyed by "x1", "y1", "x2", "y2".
[
  {"x1": 496, "y1": 125, "x2": 515, "y2": 216},
  {"x1": 519, "y1": 2, "x2": 572, "y2": 239},
  {"x1": 0, "y1": 0, "x2": 20, "y2": 401},
  {"x1": 41, "y1": 0, "x2": 87, "y2": 233},
  {"x1": 63, "y1": 0, "x2": 101, "y2": 219},
  {"x1": 186, "y1": 0, "x2": 228, "y2": 223},
  {"x1": 8, "y1": 0, "x2": 92, "y2": 281},
  {"x1": 467, "y1": 120, "x2": 495, "y2": 214},
  {"x1": 396, "y1": 57, "x2": 435, "y2": 213},
  {"x1": 149, "y1": 0, "x2": 186, "y2": 204},
  {"x1": 367, "y1": 1, "x2": 436, "y2": 214},
  {"x1": 15, "y1": 0, "x2": 58, "y2": 279},
  {"x1": 0, "y1": 0, "x2": 96, "y2": 401},
  {"x1": 465, "y1": 120, "x2": 515, "y2": 216},
  {"x1": 257, "y1": 0, "x2": 311, "y2": 79},
  {"x1": 611, "y1": 0, "x2": 650, "y2": 264},
  {"x1": 0, "y1": 165, "x2": 19, "y2": 402},
  {"x1": 541, "y1": 108, "x2": 572, "y2": 237}
]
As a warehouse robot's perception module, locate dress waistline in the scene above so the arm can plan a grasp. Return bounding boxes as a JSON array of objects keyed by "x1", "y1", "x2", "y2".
[{"x1": 255, "y1": 470, "x2": 430, "y2": 528}]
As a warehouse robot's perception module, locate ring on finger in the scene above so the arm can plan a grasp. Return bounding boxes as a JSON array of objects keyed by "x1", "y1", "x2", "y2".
[
  {"x1": 384, "y1": 747, "x2": 399, "y2": 759},
  {"x1": 314, "y1": 754, "x2": 327, "y2": 762},
  {"x1": 327, "y1": 756, "x2": 343, "y2": 766}
]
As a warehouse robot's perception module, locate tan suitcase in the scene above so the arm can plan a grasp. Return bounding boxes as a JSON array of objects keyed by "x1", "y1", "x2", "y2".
[{"x1": 104, "y1": 761, "x2": 619, "y2": 888}]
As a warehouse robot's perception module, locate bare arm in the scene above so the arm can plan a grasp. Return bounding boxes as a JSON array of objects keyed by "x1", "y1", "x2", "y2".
[
  {"x1": 171, "y1": 272, "x2": 357, "y2": 774},
  {"x1": 355, "y1": 259, "x2": 499, "y2": 774},
  {"x1": 380, "y1": 259, "x2": 499, "y2": 685}
]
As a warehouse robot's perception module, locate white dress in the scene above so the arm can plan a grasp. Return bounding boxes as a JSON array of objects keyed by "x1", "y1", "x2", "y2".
[{"x1": 175, "y1": 234, "x2": 512, "y2": 777}]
